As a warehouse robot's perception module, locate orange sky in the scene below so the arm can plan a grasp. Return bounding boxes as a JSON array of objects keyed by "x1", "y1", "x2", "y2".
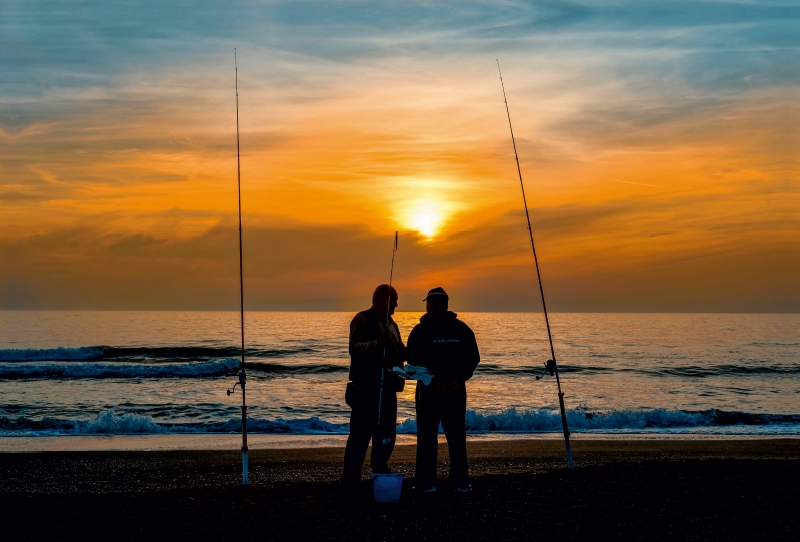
[{"x1": 1, "y1": 2, "x2": 797, "y2": 311}]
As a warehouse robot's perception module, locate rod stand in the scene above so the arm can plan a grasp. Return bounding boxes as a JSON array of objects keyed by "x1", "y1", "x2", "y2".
[
  {"x1": 241, "y1": 431, "x2": 249, "y2": 485},
  {"x1": 241, "y1": 447, "x2": 249, "y2": 485},
  {"x1": 241, "y1": 381, "x2": 248, "y2": 485},
  {"x1": 557, "y1": 390, "x2": 574, "y2": 469}
]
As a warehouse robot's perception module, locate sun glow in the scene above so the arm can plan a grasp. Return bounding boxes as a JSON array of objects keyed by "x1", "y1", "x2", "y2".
[{"x1": 401, "y1": 199, "x2": 451, "y2": 239}]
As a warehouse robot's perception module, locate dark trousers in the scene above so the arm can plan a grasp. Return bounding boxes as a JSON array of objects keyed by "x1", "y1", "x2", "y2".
[
  {"x1": 341, "y1": 393, "x2": 397, "y2": 487},
  {"x1": 415, "y1": 381, "x2": 468, "y2": 489}
]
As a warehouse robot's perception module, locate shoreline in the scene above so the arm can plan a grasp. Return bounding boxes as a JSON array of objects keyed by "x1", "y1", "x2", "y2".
[{"x1": 2, "y1": 431, "x2": 799, "y2": 452}]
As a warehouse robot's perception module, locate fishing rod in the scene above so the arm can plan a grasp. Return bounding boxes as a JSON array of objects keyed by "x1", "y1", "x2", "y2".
[
  {"x1": 225, "y1": 48, "x2": 249, "y2": 485},
  {"x1": 496, "y1": 60, "x2": 574, "y2": 470},
  {"x1": 376, "y1": 231, "x2": 399, "y2": 429}
]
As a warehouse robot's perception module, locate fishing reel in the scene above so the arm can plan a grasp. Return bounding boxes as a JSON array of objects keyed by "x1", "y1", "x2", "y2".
[
  {"x1": 535, "y1": 359, "x2": 557, "y2": 380},
  {"x1": 227, "y1": 370, "x2": 247, "y2": 396}
]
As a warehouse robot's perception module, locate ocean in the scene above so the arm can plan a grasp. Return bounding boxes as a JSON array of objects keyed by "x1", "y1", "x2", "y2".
[{"x1": 1, "y1": 311, "x2": 798, "y2": 445}]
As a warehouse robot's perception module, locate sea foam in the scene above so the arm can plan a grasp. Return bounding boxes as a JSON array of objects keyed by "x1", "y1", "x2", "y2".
[{"x1": 3, "y1": 407, "x2": 798, "y2": 436}]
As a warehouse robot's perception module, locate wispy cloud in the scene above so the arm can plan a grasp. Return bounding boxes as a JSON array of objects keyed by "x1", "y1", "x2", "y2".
[
  {"x1": 1, "y1": 1, "x2": 797, "y2": 310},
  {"x1": 611, "y1": 179, "x2": 663, "y2": 188}
]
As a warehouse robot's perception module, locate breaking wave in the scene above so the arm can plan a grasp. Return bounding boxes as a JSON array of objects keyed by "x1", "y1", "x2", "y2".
[
  {"x1": 0, "y1": 410, "x2": 348, "y2": 435},
  {"x1": 476, "y1": 363, "x2": 800, "y2": 377},
  {"x1": 2, "y1": 407, "x2": 798, "y2": 436},
  {"x1": 0, "y1": 346, "x2": 108, "y2": 361},
  {"x1": 396, "y1": 407, "x2": 800, "y2": 433},
  {"x1": 0, "y1": 360, "x2": 348, "y2": 379},
  {"x1": 3, "y1": 347, "x2": 795, "y2": 379},
  {"x1": 0, "y1": 359, "x2": 240, "y2": 379},
  {"x1": 0, "y1": 345, "x2": 320, "y2": 362},
  {"x1": 466, "y1": 407, "x2": 800, "y2": 432}
]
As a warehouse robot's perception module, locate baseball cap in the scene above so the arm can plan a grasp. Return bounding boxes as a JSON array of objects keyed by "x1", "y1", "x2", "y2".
[{"x1": 422, "y1": 287, "x2": 449, "y2": 301}]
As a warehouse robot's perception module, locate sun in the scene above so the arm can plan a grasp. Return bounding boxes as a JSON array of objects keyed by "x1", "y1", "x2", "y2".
[
  {"x1": 391, "y1": 178, "x2": 466, "y2": 240},
  {"x1": 410, "y1": 206, "x2": 443, "y2": 238},
  {"x1": 401, "y1": 199, "x2": 449, "y2": 240}
]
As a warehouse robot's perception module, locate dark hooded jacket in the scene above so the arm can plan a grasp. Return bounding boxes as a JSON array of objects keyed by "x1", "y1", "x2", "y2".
[
  {"x1": 406, "y1": 311, "x2": 480, "y2": 382},
  {"x1": 348, "y1": 308, "x2": 405, "y2": 390}
]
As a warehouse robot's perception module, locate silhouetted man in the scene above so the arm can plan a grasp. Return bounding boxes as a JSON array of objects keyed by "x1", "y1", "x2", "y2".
[
  {"x1": 406, "y1": 287, "x2": 480, "y2": 493},
  {"x1": 341, "y1": 284, "x2": 406, "y2": 491}
]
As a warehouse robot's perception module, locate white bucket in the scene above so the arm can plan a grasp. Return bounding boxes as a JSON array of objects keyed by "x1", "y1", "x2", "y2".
[{"x1": 370, "y1": 473, "x2": 404, "y2": 503}]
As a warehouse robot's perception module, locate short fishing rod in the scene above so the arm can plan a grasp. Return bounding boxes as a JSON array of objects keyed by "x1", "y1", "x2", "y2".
[
  {"x1": 225, "y1": 48, "x2": 249, "y2": 485},
  {"x1": 496, "y1": 60, "x2": 574, "y2": 469},
  {"x1": 376, "y1": 231, "x2": 399, "y2": 428}
]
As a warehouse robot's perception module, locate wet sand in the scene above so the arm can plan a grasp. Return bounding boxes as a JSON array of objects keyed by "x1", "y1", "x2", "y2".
[{"x1": 1, "y1": 439, "x2": 798, "y2": 540}]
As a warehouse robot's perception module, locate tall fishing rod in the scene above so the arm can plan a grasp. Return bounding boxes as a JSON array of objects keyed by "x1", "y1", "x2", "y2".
[
  {"x1": 496, "y1": 60, "x2": 574, "y2": 470},
  {"x1": 376, "y1": 231, "x2": 399, "y2": 429},
  {"x1": 225, "y1": 48, "x2": 249, "y2": 485}
]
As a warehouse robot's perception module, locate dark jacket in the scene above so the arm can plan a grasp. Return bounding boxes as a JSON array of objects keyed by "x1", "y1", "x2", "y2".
[
  {"x1": 348, "y1": 308, "x2": 405, "y2": 390},
  {"x1": 406, "y1": 311, "x2": 480, "y2": 382}
]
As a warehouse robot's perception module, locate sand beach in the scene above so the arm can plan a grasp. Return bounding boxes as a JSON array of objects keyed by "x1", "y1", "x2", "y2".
[{"x1": 2, "y1": 438, "x2": 798, "y2": 541}]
